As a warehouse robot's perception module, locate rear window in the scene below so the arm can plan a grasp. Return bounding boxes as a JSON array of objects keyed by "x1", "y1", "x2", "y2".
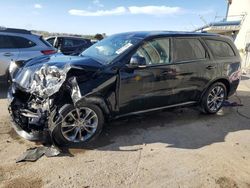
[
  {"x1": 0, "y1": 35, "x2": 15, "y2": 48},
  {"x1": 174, "y1": 38, "x2": 207, "y2": 62},
  {"x1": 205, "y1": 39, "x2": 235, "y2": 57}
]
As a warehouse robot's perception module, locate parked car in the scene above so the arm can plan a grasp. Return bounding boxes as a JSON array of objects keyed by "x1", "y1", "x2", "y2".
[
  {"x1": 46, "y1": 36, "x2": 93, "y2": 56},
  {"x1": 0, "y1": 28, "x2": 56, "y2": 84},
  {"x1": 8, "y1": 31, "x2": 241, "y2": 146}
]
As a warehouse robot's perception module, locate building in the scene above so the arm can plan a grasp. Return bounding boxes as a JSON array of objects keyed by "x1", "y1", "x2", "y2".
[{"x1": 195, "y1": 0, "x2": 250, "y2": 70}]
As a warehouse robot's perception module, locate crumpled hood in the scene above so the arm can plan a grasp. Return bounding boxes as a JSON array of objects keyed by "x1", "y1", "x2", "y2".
[
  {"x1": 23, "y1": 54, "x2": 103, "y2": 69},
  {"x1": 13, "y1": 54, "x2": 103, "y2": 94}
]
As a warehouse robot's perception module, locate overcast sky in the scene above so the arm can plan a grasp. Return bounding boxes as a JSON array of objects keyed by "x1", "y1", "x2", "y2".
[{"x1": 0, "y1": 0, "x2": 227, "y2": 35}]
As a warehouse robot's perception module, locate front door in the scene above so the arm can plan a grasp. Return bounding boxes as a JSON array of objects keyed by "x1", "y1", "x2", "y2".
[{"x1": 118, "y1": 37, "x2": 180, "y2": 114}]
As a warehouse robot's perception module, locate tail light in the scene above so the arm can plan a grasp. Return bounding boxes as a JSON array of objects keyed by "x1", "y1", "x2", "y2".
[{"x1": 41, "y1": 50, "x2": 56, "y2": 55}]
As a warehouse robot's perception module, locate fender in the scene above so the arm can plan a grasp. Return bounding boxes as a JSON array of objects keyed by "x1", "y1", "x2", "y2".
[
  {"x1": 199, "y1": 76, "x2": 231, "y2": 102},
  {"x1": 75, "y1": 96, "x2": 111, "y2": 117}
]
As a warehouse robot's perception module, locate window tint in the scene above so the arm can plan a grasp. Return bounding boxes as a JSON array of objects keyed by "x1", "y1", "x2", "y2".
[
  {"x1": 63, "y1": 39, "x2": 75, "y2": 47},
  {"x1": 63, "y1": 38, "x2": 83, "y2": 47},
  {"x1": 72, "y1": 39, "x2": 84, "y2": 46},
  {"x1": 0, "y1": 35, "x2": 15, "y2": 49},
  {"x1": 206, "y1": 39, "x2": 235, "y2": 57},
  {"x1": 174, "y1": 38, "x2": 206, "y2": 62},
  {"x1": 13, "y1": 36, "x2": 36, "y2": 48},
  {"x1": 134, "y1": 38, "x2": 170, "y2": 65}
]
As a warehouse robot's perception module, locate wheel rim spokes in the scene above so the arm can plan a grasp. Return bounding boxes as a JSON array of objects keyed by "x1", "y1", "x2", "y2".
[
  {"x1": 61, "y1": 107, "x2": 98, "y2": 142},
  {"x1": 207, "y1": 86, "x2": 225, "y2": 112}
]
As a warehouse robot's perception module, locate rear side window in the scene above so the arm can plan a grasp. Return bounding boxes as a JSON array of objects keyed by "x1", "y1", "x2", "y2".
[
  {"x1": 63, "y1": 38, "x2": 75, "y2": 47},
  {"x1": 0, "y1": 35, "x2": 15, "y2": 48},
  {"x1": 72, "y1": 39, "x2": 84, "y2": 46},
  {"x1": 63, "y1": 38, "x2": 91, "y2": 47},
  {"x1": 205, "y1": 39, "x2": 235, "y2": 57},
  {"x1": 13, "y1": 36, "x2": 36, "y2": 48},
  {"x1": 174, "y1": 38, "x2": 207, "y2": 62}
]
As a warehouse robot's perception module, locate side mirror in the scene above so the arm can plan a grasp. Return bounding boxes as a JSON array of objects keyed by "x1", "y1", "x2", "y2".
[{"x1": 127, "y1": 56, "x2": 146, "y2": 68}]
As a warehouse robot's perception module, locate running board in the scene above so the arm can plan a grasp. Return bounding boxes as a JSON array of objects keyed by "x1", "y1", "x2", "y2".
[{"x1": 116, "y1": 101, "x2": 197, "y2": 119}]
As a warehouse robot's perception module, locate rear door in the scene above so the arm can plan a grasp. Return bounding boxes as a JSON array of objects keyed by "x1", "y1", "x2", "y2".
[
  {"x1": 204, "y1": 38, "x2": 241, "y2": 86},
  {"x1": 0, "y1": 35, "x2": 19, "y2": 77},
  {"x1": 171, "y1": 37, "x2": 216, "y2": 102}
]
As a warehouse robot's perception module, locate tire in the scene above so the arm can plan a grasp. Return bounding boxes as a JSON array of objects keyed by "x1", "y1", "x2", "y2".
[
  {"x1": 52, "y1": 103, "x2": 104, "y2": 147},
  {"x1": 200, "y1": 82, "x2": 227, "y2": 114}
]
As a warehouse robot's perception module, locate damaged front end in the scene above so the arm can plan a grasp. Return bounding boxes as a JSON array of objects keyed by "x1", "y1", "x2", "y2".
[{"x1": 8, "y1": 60, "x2": 83, "y2": 142}]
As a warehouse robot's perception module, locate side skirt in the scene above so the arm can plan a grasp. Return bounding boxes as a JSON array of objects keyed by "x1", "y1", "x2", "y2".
[{"x1": 115, "y1": 101, "x2": 197, "y2": 119}]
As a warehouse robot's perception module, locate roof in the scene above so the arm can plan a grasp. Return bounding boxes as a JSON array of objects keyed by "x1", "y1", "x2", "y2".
[
  {"x1": 194, "y1": 20, "x2": 241, "y2": 32},
  {"x1": 0, "y1": 27, "x2": 31, "y2": 34},
  {"x1": 114, "y1": 31, "x2": 218, "y2": 39},
  {"x1": 46, "y1": 36, "x2": 91, "y2": 40}
]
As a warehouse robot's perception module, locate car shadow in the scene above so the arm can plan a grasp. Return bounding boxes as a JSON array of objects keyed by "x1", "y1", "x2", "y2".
[
  {"x1": 241, "y1": 75, "x2": 250, "y2": 81},
  {"x1": 67, "y1": 90, "x2": 250, "y2": 152}
]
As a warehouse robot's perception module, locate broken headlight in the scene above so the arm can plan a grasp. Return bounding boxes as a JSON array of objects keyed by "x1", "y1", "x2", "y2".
[{"x1": 30, "y1": 64, "x2": 71, "y2": 98}]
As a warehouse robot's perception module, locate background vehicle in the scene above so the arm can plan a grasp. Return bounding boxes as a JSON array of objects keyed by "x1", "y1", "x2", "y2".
[
  {"x1": 8, "y1": 31, "x2": 241, "y2": 146},
  {"x1": 46, "y1": 36, "x2": 93, "y2": 56},
  {"x1": 0, "y1": 28, "x2": 56, "y2": 84}
]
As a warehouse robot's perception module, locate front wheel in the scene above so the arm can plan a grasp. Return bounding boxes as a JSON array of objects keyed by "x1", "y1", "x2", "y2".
[
  {"x1": 200, "y1": 82, "x2": 227, "y2": 114},
  {"x1": 53, "y1": 103, "x2": 104, "y2": 146}
]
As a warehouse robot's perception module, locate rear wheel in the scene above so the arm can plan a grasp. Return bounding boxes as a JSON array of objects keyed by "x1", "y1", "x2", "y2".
[
  {"x1": 200, "y1": 82, "x2": 227, "y2": 114},
  {"x1": 53, "y1": 103, "x2": 104, "y2": 146}
]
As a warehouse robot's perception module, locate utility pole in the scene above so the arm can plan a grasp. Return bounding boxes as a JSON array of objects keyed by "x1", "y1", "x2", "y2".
[{"x1": 225, "y1": 0, "x2": 232, "y2": 20}]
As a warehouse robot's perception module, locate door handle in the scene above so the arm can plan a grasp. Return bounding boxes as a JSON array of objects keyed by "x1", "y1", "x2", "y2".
[
  {"x1": 206, "y1": 65, "x2": 216, "y2": 70},
  {"x1": 138, "y1": 65, "x2": 147, "y2": 68},
  {"x1": 3, "y1": 52, "x2": 14, "y2": 57}
]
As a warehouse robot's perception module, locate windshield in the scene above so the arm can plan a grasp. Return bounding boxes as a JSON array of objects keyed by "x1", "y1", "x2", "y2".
[{"x1": 81, "y1": 34, "x2": 142, "y2": 64}]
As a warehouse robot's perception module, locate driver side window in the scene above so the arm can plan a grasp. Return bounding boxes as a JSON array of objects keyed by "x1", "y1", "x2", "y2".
[{"x1": 134, "y1": 38, "x2": 170, "y2": 65}]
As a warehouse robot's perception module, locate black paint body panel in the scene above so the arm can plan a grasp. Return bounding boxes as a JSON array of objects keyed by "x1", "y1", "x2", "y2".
[{"x1": 17, "y1": 32, "x2": 242, "y2": 119}]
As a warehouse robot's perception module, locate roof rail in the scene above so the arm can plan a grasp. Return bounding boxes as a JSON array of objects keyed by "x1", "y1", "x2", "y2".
[{"x1": 0, "y1": 27, "x2": 31, "y2": 34}]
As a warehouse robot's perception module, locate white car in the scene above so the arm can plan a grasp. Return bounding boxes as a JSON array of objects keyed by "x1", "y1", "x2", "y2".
[{"x1": 0, "y1": 28, "x2": 56, "y2": 84}]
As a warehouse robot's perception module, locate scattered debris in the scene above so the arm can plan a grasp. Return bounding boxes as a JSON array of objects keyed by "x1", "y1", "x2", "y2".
[
  {"x1": 85, "y1": 160, "x2": 94, "y2": 163},
  {"x1": 222, "y1": 101, "x2": 243, "y2": 107},
  {"x1": 16, "y1": 146, "x2": 61, "y2": 163}
]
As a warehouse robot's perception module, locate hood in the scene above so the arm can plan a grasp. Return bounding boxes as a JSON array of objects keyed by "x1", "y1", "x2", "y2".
[
  {"x1": 13, "y1": 54, "x2": 103, "y2": 96},
  {"x1": 23, "y1": 54, "x2": 103, "y2": 69}
]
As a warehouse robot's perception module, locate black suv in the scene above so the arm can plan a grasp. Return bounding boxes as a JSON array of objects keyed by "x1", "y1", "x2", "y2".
[
  {"x1": 46, "y1": 36, "x2": 93, "y2": 56},
  {"x1": 8, "y1": 31, "x2": 241, "y2": 145}
]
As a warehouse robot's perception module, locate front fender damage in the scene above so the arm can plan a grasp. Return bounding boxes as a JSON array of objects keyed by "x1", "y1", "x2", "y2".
[
  {"x1": 9, "y1": 74, "x2": 82, "y2": 144},
  {"x1": 8, "y1": 59, "x2": 117, "y2": 149}
]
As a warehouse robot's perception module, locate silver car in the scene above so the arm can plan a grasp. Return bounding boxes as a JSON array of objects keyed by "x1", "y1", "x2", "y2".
[{"x1": 0, "y1": 28, "x2": 56, "y2": 84}]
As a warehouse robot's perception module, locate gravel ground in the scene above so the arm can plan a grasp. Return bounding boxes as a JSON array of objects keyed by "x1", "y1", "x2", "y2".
[{"x1": 0, "y1": 79, "x2": 250, "y2": 188}]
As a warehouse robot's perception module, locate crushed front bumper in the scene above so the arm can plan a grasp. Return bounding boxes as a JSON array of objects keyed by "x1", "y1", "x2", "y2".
[
  {"x1": 8, "y1": 86, "x2": 49, "y2": 142},
  {"x1": 9, "y1": 118, "x2": 48, "y2": 141}
]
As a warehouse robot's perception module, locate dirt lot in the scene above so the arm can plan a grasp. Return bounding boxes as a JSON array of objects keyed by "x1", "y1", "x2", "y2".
[{"x1": 0, "y1": 78, "x2": 250, "y2": 188}]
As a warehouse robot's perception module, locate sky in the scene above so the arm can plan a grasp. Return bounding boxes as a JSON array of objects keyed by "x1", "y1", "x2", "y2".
[{"x1": 0, "y1": 0, "x2": 228, "y2": 35}]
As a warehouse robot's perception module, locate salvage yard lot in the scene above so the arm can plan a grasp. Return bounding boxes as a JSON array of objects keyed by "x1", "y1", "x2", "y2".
[{"x1": 0, "y1": 78, "x2": 250, "y2": 188}]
